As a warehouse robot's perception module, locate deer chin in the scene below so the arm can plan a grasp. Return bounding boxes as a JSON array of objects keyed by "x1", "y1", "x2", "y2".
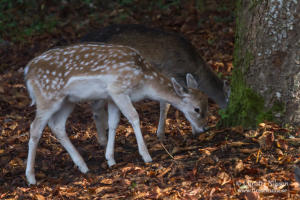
[{"x1": 192, "y1": 125, "x2": 209, "y2": 135}]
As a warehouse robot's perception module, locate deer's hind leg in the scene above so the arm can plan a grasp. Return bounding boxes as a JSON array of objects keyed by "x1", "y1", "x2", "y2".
[
  {"x1": 105, "y1": 101, "x2": 120, "y2": 167},
  {"x1": 48, "y1": 100, "x2": 89, "y2": 174},
  {"x1": 26, "y1": 99, "x2": 63, "y2": 185},
  {"x1": 157, "y1": 101, "x2": 170, "y2": 141},
  {"x1": 91, "y1": 100, "x2": 108, "y2": 147}
]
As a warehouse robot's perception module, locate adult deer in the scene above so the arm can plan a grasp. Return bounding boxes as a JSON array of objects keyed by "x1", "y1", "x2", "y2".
[
  {"x1": 24, "y1": 43, "x2": 208, "y2": 184},
  {"x1": 81, "y1": 24, "x2": 230, "y2": 139}
]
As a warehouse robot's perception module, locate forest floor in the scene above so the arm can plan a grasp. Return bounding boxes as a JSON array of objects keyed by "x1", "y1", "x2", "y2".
[{"x1": 0, "y1": 1, "x2": 299, "y2": 199}]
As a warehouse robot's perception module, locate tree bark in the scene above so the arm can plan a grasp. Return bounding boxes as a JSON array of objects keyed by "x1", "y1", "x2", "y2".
[{"x1": 221, "y1": 0, "x2": 300, "y2": 127}]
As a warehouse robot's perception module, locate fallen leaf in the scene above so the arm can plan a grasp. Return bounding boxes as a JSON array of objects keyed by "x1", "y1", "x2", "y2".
[
  {"x1": 275, "y1": 148, "x2": 283, "y2": 156},
  {"x1": 234, "y1": 160, "x2": 244, "y2": 175},
  {"x1": 259, "y1": 156, "x2": 268, "y2": 166},
  {"x1": 258, "y1": 131, "x2": 274, "y2": 150},
  {"x1": 229, "y1": 141, "x2": 250, "y2": 147},
  {"x1": 100, "y1": 178, "x2": 113, "y2": 185},
  {"x1": 276, "y1": 139, "x2": 288, "y2": 151},
  {"x1": 35, "y1": 194, "x2": 46, "y2": 200},
  {"x1": 259, "y1": 123, "x2": 266, "y2": 128},
  {"x1": 244, "y1": 130, "x2": 260, "y2": 138},
  {"x1": 209, "y1": 188, "x2": 216, "y2": 200},
  {"x1": 217, "y1": 172, "x2": 231, "y2": 185},
  {"x1": 157, "y1": 167, "x2": 171, "y2": 178},
  {"x1": 238, "y1": 148, "x2": 259, "y2": 153},
  {"x1": 0, "y1": 85, "x2": 4, "y2": 93},
  {"x1": 231, "y1": 126, "x2": 244, "y2": 134},
  {"x1": 95, "y1": 186, "x2": 111, "y2": 194},
  {"x1": 244, "y1": 191, "x2": 260, "y2": 200}
]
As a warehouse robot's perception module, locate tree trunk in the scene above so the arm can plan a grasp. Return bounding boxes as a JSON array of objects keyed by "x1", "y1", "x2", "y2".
[{"x1": 221, "y1": 0, "x2": 300, "y2": 128}]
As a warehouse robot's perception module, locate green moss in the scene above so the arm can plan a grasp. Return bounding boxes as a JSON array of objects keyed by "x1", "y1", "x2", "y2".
[
  {"x1": 219, "y1": 68, "x2": 285, "y2": 128},
  {"x1": 249, "y1": 0, "x2": 263, "y2": 10}
]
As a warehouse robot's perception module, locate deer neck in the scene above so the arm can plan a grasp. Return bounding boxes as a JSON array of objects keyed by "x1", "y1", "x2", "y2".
[{"x1": 145, "y1": 76, "x2": 182, "y2": 108}]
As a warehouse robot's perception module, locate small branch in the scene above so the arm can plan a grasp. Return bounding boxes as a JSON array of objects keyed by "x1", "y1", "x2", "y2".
[{"x1": 160, "y1": 142, "x2": 174, "y2": 159}]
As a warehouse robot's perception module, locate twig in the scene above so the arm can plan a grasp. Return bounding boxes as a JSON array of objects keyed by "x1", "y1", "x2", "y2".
[{"x1": 160, "y1": 142, "x2": 174, "y2": 159}]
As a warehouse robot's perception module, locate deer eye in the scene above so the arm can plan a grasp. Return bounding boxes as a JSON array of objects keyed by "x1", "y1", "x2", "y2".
[{"x1": 194, "y1": 108, "x2": 200, "y2": 113}]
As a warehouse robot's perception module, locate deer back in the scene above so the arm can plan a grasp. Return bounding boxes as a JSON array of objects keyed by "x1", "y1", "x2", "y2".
[{"x1": 80, "y1": 24, "x2": 230, "y2": 108}]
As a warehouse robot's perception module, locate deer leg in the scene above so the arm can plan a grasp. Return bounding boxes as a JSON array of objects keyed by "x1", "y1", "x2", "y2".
[
  {"x1": 91, "y1": 100, "x2": 108, "y2": 147},
  {"x1": 105, "y1": 101, "x2": 120, "y2": 167},
  {"x1": 26, "y1": 103, "x2": 61, "y2": 185},
  {"x1": 157, "y1": 101, "x2": 170, "y2": 141},
  {"x1": 110, "y1": 93, "x2": 152, "y2": 163},
  {"x1": 48, "y1": 101, "x2": 89, "y2": 174}
]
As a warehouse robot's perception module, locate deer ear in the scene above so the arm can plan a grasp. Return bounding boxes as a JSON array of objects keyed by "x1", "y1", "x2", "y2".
[
  {"x1": 171, "y1": 78, "x2": 188, "y2": 97},
  {"x1": 186, "y1": 73, "x2": 198, "y2": 89}
]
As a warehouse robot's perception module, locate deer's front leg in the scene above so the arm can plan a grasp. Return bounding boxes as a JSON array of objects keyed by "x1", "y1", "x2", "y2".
[
  {"x1": 91, "y1": 100, "x2": 108, "y2": 146},
  {"x1": 157, "y1": 101, "x2": 170, "y2": 141},
  {"x1": 105, "y1": 101, "x2": 120, "y2": 167},
  {"x1": 110, "y1": 93, "x2": 152, "y2": 163}
]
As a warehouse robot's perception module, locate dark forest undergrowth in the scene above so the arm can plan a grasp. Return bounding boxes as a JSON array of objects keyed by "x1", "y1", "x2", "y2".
[{"x1": 0, "y1": 1, "x2": 299, "y2": 199}]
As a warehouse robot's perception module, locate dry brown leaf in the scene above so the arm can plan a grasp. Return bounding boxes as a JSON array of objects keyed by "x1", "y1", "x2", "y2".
[
  {"x1": 95, "y1": 186, "x2": 111, "y2": 194},
  {"x1": 200, "y1": 156, "x2": 215, "y2": 165},
  {"x1": 258, "y1": 131, "x2": 274, "y2": 149},
  {"x1": 209, "y1": 188, "x2": 216, "y2": 200},
  {"x1": 290, "y1": 182, "x2": 300, "y2": 190},
  {"x1": 259, "y1": 123, "x2": 266, "y2": 128},
  {"x1": 259, "y1": 156, "x2": 268, "y2": 166},
  {"x1": 0, "y1": 85, "x2": 4, "y2": 93},
  {"x1": 35, "y1": 194, "x2": 46, "y2": 200},
  {"x1": 199, "y1": 148, "x2": 211, "y2": 156},
  {"x1": 231, "y1": 126, "x2": 244, "y2": 134},
  {"x1": 278, "y1": 155, "x2": 293, "y2": 164},
  {"x1": 276, "y1": 139, "x2": 288, "y2": 151},
  {"x1": 132, "y1": 191, "x2": 150, "y2": 200},
  {"x1": 244, "y1": 130, "x2": 260, "y2": 138},
  {"x1": 229, "y1": 141, "x2": 250, "y2": 147},
  {"x1": 206, "y1": 132, "x2": 217, "y2": 141},
  {"x1": 286, "y1": 137, "x2": 300, "y2": 144},
  {"x1": 244, "y1": 191, "x2": 260, "y2": 200},
  {"x1": 157, "y1": 167, "x2": 171, "y2": 178},
  {"x1": 217, "y1": 172, "x2": 231, "y2": 185},
  {"x1": 100, "y1": 178, "x2": 113, "y2": 184},
  {"x1": 198, "y1": 132, "x2": 207, "y2": 141},
  {"x1": 275, "y1": 148, "x2": 284, "y2": 156},
  {"x1": 234, "y1": 160, "x2": 244, "y2": 174},
  {"x1": 238, "y1": 148, "x2": 259, "y2": 153}
]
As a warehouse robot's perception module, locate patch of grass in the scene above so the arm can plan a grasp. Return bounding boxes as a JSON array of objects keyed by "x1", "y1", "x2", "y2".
[{"x1": 0, "y1": 1, "x2": 60, "y2": 43}]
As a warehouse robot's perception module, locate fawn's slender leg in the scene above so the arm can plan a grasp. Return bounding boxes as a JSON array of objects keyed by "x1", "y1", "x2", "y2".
[
  {"x1": 157, "y1": 101, "x2": 171, "y2": 141},
  {"x1": 105, "y1": 101, "x2": 120, "y2": 167},
  {"x1": 110, "y1": 93, "x2": 152, "y2": 163},
  {"x1": 91, "y1": 100, "x2": 108, "y2": 146},
  {"x1": 26, "y1": 103, "x2": 60, "y2": 185},
  {"x1": 48, "y1": 101, "x2": 89, "y2": 174}
]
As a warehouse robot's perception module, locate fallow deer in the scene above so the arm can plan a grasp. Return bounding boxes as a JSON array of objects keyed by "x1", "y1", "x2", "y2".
[
  {"x1": 81, "y1": 24, "x2": 230, "y2": 139},
  {"x1": 24, "y1": 43, "x2": 208, "y2": 184}
]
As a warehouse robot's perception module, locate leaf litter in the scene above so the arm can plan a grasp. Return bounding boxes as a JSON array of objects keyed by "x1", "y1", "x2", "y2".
[{"x1": 0, "y1": 0, "x2": 299, "y2": 199}]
